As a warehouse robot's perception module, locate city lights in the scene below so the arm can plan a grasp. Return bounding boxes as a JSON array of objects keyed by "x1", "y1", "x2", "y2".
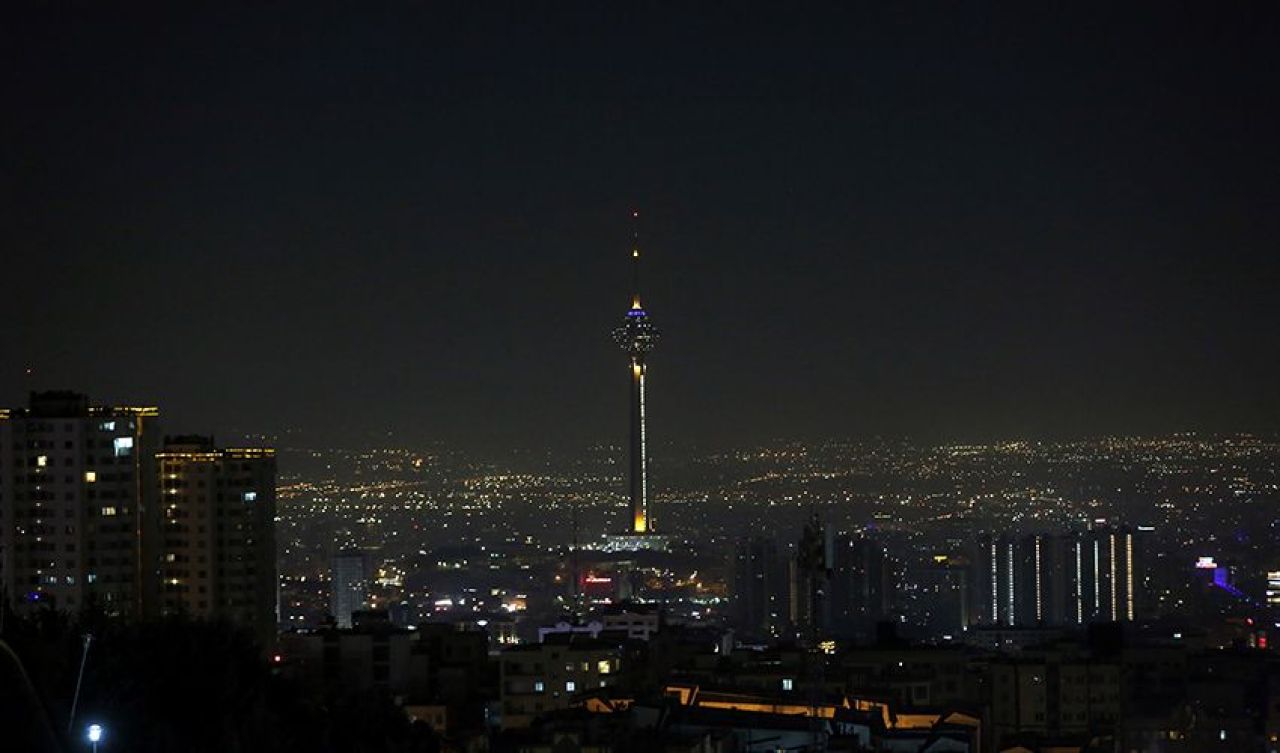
[{"x1": 6, "y1": 4, "x2": 1277, "y2": 751}]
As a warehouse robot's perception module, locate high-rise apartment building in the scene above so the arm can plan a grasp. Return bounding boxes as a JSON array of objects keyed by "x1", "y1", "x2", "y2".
[
  {"x1": 1063, "y1": 524, "x2": 1149, "y2": 624},
  {"x1": 975, "y1": 525, "x2": 1151, "y2": 628},
  {"x1": 156, "y1": 436, "x2": 277, "y2": 642},
  {"x1": 789, "y1": 513, "x2": 832, "y2": 638},
  {"x1": 0, "y1": 391, "x2": 159, "y2": 617},
  {"x1": 918, "y1": 552, "x2": 973, "y2": 637},
  {"x1": 0, "y1": 393, "x2": 278, "y2": 644},
  {"x1": 830, "y1": 532, "x2": 893, "y2": 639},
  {"x1": 732, "y1": 536, "x2": 788, "y2": 638},
  {"x1": 977, "y1": 534, "x2": 1018, "y2": 626},
  {"x1": 1013, "y1": 533, "x2": 1072, "y2": 626},
  {"x1": 331, "y1": 549, "x2": 369, "y2": 629}
]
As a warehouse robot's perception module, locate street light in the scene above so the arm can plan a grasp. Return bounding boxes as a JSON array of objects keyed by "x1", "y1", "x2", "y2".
[{"x1": 86, "y1": 723, "x2": 103, "y2": 753}]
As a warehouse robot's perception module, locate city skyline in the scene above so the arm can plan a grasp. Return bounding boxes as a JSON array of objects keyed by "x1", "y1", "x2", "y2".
[
  {"x1": 4, "y1": 4, "x2": 1278, "y2": 453},
  {"x1": 5, "y1": 5, "x2": 1280, "y2": 752}
]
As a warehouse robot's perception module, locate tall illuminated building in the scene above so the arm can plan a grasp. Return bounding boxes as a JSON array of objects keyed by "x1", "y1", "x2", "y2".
[
  {"x1": 1064, "y1": 523, "x2": 1150, "y2": 624},
  {"x1": 331, "y1": 548, "x2": 369, "y2": 629},
  {"x1": 610, "y1": 220, "x2": 661, "y2": 540},
  {"x1": 0, "y1": 391, "x2": 159, "y2": 618},
  {"x1": 1013, "y1": 533, "x2": 1070, "y2": 626},
  {"x1": 977, "y1": 534, "x2": 1018, "y2": 626},
  {"x1": 156, "y1": 436, "x2": 277, "y2": 643},
  {"x1": 973, "y1": 525, "x2": 1151, "y2": 628}
]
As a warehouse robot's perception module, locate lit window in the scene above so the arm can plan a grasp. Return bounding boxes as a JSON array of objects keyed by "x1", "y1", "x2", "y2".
[
  {"x1": 113, "y1": 437, "x2": 134, "y2": 457},
  {"x1": 534, "y1": 680, "x2": 544, "y2": 693},
  {"x1": 85, "y1": 471, "x2": 97, "y2": 483},
  {"x1": 597, "y1": 660, "x2": 611, "y2": 675},
  {"x1": 101, "y1": 507, "x2": 117, "y2": 517},
  {"x1": 782, "y1": 678, "x2": 794, "y2": 691},
  {"x1": 87, "y1": 573, "x2": 97, "y2": 584},
  {"x1": 565, "y1": 681, "x2": 576, "y2": 692},
  {"x1": 36, "y1": 455, "x2": 48, "y2": 467},
  {"x1": 243, "y1": 491, "x2": 257, "y2": 502},
  {"x1": 99, "y1": 421, "x2": 115, "y2": 432}
]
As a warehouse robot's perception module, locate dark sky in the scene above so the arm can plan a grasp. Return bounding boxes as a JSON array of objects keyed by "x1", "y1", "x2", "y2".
[{"x1": 3, "y1": 3, "x2": 1278, "y2": 451}]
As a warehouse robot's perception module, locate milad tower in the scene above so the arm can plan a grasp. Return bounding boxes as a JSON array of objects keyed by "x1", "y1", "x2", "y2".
[{"x1": 606, "y1": 215, "x2": 669, "y2": 551}]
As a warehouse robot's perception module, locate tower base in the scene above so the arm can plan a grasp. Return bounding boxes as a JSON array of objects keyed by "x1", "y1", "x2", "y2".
[{"x1": 601, "y1": 533, "x2": 673, "y2": 553}]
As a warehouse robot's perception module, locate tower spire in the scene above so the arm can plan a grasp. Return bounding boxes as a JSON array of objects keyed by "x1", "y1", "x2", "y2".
[{"x1": 631, "y1": 210, "x2": 643, "y2": 310}]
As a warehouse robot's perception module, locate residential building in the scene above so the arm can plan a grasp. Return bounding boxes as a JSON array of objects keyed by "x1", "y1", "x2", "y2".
[
  {"x1": 0, "y1": 391, "x2": 159, "y2": 617},
  {"x1": 500, "y1": 634, "x2": 623, "y2": 729},
  {"x1": 155, "y1": 435, "x2": 277, "y2": 642}
]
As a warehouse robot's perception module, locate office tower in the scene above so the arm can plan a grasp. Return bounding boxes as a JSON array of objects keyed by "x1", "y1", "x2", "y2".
[
  {"x1": 973, "y1": 524, "x2": 1152, "y2": 628},
  {"x1": 829, "y1": 532, "x2": 892, "y2": 639},
  {"x1": 611, "y1": 224, "x2": 660, "y2": 536},
  {"x1": 976, "y1": 534, "x2": 1049, "y2": 627},
  {"x1": 1064, "y1": 532, "x2": 1098, "y2": 624},
  {"x1": 976, "y1": 534, "x2": 1018, "y2": 626},
  {"x1": 733, "y1": 536, "x2": 788, "y2": 638},
  {"x1": 155, "y1": 436, "x2": 277, "y2": 642},
  {"x1": 789, "y1": 513, "x2": 832, "y2": 638},
  {"x1": 331, "y1": 549, "x2": 369, "y2": 629},
  {"x1": 1064, "y1": 523, "x2": 1149, "y2": 624},
  {"x1": 0, "y1": 391, "x2": 158, "y2": 617},
  {"x1": 918, "y1": 553, "x2": 973, "y2": 637},
  {"x1": 1014, "y1": 533, "x2": 1070, "y2": 626}
]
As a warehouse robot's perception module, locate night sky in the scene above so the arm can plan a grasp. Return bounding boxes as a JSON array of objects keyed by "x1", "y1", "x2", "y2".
[{"x1": 3, "y1": 4, "x2": 1278, "y2": 451}]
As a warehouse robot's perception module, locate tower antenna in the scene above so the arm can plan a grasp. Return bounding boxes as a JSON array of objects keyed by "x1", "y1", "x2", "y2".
[{"x1": 630, "y1": 210, "x2": 642, "y2": 309}]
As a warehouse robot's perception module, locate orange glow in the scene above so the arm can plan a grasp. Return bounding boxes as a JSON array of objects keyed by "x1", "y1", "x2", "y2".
[
  {"x1": 584, "y1": 697, "x2": 633, "y2": 713},
  {"x1": 892, "y1": 713, "x2": 942, "y2": 730}
]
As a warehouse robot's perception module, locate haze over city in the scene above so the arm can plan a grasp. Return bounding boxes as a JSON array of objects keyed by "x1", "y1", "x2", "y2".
[{"x1": 5, "y1": 4, "x2": 1277, "y2": 451}]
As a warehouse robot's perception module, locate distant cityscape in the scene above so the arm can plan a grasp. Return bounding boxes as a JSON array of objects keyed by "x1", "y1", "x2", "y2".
[
  {"x1": 271, "y1": 432, "x2": 1280, "y2": 646},
  {"x1": 5, "y1": 242, "x2": 1280, "y2": 753},
  {"x1": 8, "y1": 386, "x2": 1280, "y2": 751}
]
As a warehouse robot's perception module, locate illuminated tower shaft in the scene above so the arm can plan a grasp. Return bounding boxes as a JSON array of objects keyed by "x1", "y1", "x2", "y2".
[
  {"x1": 613, "y1": 238, "x2": 659, "y2": 534},
  {"x1": 629, "y1": 354, "x2": 649, "y2": 531}
]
